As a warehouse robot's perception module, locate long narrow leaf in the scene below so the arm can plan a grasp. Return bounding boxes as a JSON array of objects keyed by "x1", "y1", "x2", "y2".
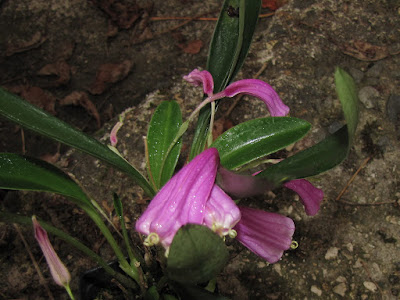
[
  {"x1": 189, "y1": 0, "x2": 261, "y2": 160},
  {"x1": 0, "y1": 88, "x2": 154, "y2": 196},
  {"x1": 257, "y1": 67, "x2": 359, "y2": 185},
  {"x1": 0, "y1": 153, "x2": 92, "y2": 209}
]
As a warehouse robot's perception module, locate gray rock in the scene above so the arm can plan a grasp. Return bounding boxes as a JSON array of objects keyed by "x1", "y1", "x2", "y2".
[
  {"x1": 359, "y1": 86, "x2": 380, "y2": 109},
  {"x1": 386, "y1": 94, "x2": 400, "y2": 123}
]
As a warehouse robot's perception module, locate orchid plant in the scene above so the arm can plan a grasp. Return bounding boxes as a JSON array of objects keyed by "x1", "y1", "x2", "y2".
[{"x1": 0, "y1": 0, "x2": 358, "y2": 299}]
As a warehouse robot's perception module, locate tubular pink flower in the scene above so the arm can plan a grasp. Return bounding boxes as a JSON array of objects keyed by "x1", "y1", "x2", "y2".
[
  {"x1": 183, "y1": 69, "x2": 214, "y2": 96},
  {"x1": 32, "y1": 216, "x2": 71, "y2": 287},
  {"x1": 203, "y1": 184, "x2": 241, "y2": 238},
  {"x1": 283, "y1": 179, "x2": 324, "y2": 216},
  {"x1": 135, "y1": 148, "x2": 219, "y2": 249},
  {"x1": 217, "y1": 167, "x2": 270, "y2": 198},
  {"x1": 234, "y1": 207, "x2": 295, "y2": 263},
  {"x1": 110, "y1": 121, "x2": 123, "y2": 147},
  {"x1": 221, "y1": 79, "x2": 289, "y2": 116}
]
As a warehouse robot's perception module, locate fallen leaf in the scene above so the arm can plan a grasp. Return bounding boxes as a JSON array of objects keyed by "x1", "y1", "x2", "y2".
[
  {"x1": 37, "y1": 60, "x2": 71, "y2": 86},
  {"x1": 340, "y1": 40, "x2": 390, "y2": 61},
  {"x1": 6, "y1": 32, "x2": 47, "y2": 56},
  {"x1": 89, "y1": 0, "x2": 150, "y2": 30},
  {"x1": 89, "y1": 60, "x2": 133, "y2": 95},
  {"x1": 177, "y1": 39, "x2": 203, "y2": 54},
  {"x1": 60, "y1": 91, "x2": 101, "y2": 128},
  {"x1": 262, "y1": 0, "x2": 287, "y2": 10},
  {"x1": 40, "y1": 152, "x2": 61, "y2": 164},
  {"x1": 7, "y1": 86, "x2": 56, "y2": 114}
]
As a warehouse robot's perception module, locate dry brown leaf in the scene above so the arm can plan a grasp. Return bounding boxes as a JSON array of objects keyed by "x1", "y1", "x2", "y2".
[
  {"x1": 340, "y1": 40, "x2": 390, "y2": 61},
  {"x1": 212, "y1": 117, "x2": 234, "y2": 141},
  {"x1": 6, "y1": 86, "x2": 57, "y2": 114},
  {"x1": 89, "y1": 60, "x2": 133, "y2": 95},
  {"x1": 60, "y1": 91, "x2": 101, "y2": 128},
  {"x1": 262, "y1": 0, "x2": 288, "y2": 10},
  {"x1": 40, "y1": 152, "x2": 61, "y2": 164},
  {"x1": 6, "y1": 32, "x2": 47, "y2": 56},
  {"x1": 177, "y1": 39, "x2": 203, "y2": 54},
  {"x1": 90, "y1": 0, "x2": 149, "y2": 30},
  {"x1": 37, "y1": 60, "x2": 71, "y2": 86}
]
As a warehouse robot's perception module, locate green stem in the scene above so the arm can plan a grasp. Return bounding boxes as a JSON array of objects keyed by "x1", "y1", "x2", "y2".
[
  {"x1": 85, "y1": 209, "x2": 141, "y2": 285},
  {"x1": 65, "y1": 284, "x2": 76, "y2": 300}
]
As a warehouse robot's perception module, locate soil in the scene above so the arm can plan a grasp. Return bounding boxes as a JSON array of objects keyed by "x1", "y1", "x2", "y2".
[{"x1": 1, "y1": 0, "x2": 400, "y2": 299}]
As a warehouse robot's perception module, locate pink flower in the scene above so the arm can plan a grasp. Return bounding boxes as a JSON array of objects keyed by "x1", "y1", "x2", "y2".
[
  {"x1": 283, "y1": 179, "x2": 324, "y2": 216},
  {"x1": 135, "y1": 148, "x2": 219, "y2": 249},
  {"x1": 184, "y1": 69, "x2": 289, "y2": 117},
  {"x1": 32, "y1": 216, "x2": 71, "y2": 287},
  {"x1": 234, "y1": 206, "x2": 295, "y2": 263},
  {"x1": 203, "y1": 184, "x2": 241, "y2": 238}
]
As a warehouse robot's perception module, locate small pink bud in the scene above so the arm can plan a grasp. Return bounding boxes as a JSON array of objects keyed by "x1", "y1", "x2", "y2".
[{"x1": 32, "y1": 216, "x2": 71, "y2": 287}]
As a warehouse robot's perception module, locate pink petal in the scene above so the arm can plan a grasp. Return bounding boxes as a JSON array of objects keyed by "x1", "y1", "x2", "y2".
[
  {"x1": 136, "y1": 148, "x2": 219, "y2": 248},
  {"x1": 183, "y1": 69, "x2": 214, "y2": 96},
  {"x1": 217, "y1": 167, "x2": 269, "y2": 198},
  {"x1": 222, "y1": 79, "x2": 289, "y2": 116},
  {"x1": 32, "y1": 216, "x2": 71, "y2": 287},
  {"x1": 203, "y1": 184, "x2": 241, "y2": 237},
  {"x1": 234, "y1": 207, "x2": 295, "y2": 263},
  {"x1": 284, "y1": 179, "x2": 324, "y2": 216}
]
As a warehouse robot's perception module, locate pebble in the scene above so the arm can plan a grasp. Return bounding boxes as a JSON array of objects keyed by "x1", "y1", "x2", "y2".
[
  {"x1": 333, "y1": 282, "x2": 347, "y2": 297},
  {"x1": 311, "y1": 285, "x2": 322, "y2": 296},
  {"x1": 325, "y1": 247, "x2": 339, "y2": 260},
  {"x1": 358, "y1": 86, "x2": 379, "y2": 109},
  {"x1": 386, "y1": 94, "x2": 400, "y2": 123},
  {"x1": 363, "y1": 281, "x2": 378, "y2": 292}
]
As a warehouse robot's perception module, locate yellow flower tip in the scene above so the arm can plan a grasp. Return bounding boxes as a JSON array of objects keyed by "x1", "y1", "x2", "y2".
[
  {"x1": 290, "y1": 240, "x2": 299, "y2": 249},
  {"x1": 143, "y1": 233, "x2": 160, "y2": 247}
]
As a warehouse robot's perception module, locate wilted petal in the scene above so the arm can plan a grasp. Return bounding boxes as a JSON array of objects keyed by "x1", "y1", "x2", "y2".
[
  {"x1": 203, "y1": 184, "x2": 241, "y2": 237},
  {"x1": 283, "y1": 179, "x2": 324, "y2": 216},
  {"x1": 136, "y1": 148, "x2": 219, "y2": 249},
  {"x1": 217, "y1": 167, "x2": 270, "y2": 198},
  {"x1": 222, "y1": 79, "x2": 289, "y2": 117},
  {"x1": 32, "y1": 216, "x2": 71, "y2": 287},
  {"x1": 183, "y1": 69, "x2": 214, "y2": 96},
  {"x1": 234, "y1": 206, "x2": 295, "y2": 263}
]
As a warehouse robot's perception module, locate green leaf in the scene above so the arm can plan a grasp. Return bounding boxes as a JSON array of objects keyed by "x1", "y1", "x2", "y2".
[
  {"x1": 211, "y1": 117, "x2": 311, "y2": 170},
  {"x1": 147, "y1": 101, "x2": 182, "y2": 189},
  {"x1": 0, "y1": 88, "x2": 155, "y2": 197},
  {"x1": 167, "y1": 225, "x2": 229, "y2": 284},
  {"x1": 0, "y1": 153, "x2": 92, "y2": 209},
  {"x1": 334, "y1": 67, "x2": 359, "y2": 143},
  {"x1": 257, "y1": 67, "x2": 359, "y2": 185},
  {"x1": 189, "y1": 0, "x2": 261, "y2": 160}
]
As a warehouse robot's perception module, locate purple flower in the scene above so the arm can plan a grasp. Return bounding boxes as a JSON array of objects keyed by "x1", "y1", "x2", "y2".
[
  {"x1": 32, "y1": 216, "x2": 71, "y2": 287},
  {"x1": 135, "y1": 148, "x2": 219, "y2": 249},
  {"x1": 183, "y1": 69, "x2": 214, "y2": 96},
  {"x1": 234, "y1": 206, "x2": 295, "y2": 263},
  {"x1": 284, "y1": 179, "x2": 324, "y2": 216},
  {"x1": 184, "y1": 69, "x2": 289, "y2": 117},
  {"x1": 218, "y1": 169, "x2": 324, "y2": 216},
  {"x1": 203, "y1": 184, "x2": 241, "y2": 238}
]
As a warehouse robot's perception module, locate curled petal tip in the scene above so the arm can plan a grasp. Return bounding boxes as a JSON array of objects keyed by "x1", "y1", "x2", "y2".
[
  {"x1": 284, "y1": 179, "x2": 324, "y2": 216},
  {"x1": 183, "y1": 69, "x2": 214, "y2": 96},
  {"x1": 223, "y1": 79, "x2": 290, "y2": 117}
]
